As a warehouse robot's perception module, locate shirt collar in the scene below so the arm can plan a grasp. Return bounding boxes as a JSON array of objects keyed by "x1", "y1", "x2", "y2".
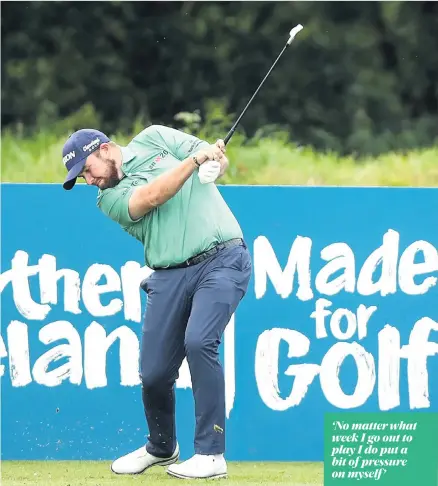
[{"x1": 119, "y1": 145, "x2": 136, "y2": 175}]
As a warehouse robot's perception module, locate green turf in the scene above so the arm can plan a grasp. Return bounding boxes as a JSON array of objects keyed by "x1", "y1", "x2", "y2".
[{"x1": 1, "y1": 461, "x2": 323, "y2": 485}]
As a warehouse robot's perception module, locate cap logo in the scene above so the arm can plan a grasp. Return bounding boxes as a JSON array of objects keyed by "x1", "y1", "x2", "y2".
[
  {"x1": 63, "y1": 151, "x2": 75, "y2": 165},
  {"x1": 82, "y1": 137, "x2": 100, "y2": 152}
]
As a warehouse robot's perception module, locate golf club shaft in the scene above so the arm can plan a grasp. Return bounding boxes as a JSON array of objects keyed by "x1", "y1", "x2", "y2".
[{"x1": 223, "y1": 25, "x2": 303, "y2": 146}]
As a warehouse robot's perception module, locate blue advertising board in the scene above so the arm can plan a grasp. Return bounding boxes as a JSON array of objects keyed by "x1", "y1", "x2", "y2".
[{"x1": 1, "y1": 184, "x2": 437, "y2": 461}]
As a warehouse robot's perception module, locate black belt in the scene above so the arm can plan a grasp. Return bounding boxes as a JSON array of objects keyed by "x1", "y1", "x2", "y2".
[{"x1": 152, "y1": 238, "x2": 245, "y2": 270}]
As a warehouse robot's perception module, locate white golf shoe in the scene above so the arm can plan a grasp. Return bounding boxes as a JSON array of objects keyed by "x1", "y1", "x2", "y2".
[
  {"x1": 110, "y1": 442, "x2": 180, "y2": 475},
  {"x1": 167, "y1": 453, "x2": 228, "y2": 480}
]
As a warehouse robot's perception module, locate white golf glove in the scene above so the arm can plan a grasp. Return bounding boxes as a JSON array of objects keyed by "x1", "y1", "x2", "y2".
[{"x1": 198, "y1": 160, "x2": 221, "y2": 184}]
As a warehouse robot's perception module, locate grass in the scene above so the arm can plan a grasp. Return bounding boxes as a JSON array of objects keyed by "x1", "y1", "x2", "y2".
[
  {"x1": 1, "y1": 461, "x2": 323, "y2": 486},
  {"x1": 1, "y1": 128, "x2": 437, "y2": 187}
]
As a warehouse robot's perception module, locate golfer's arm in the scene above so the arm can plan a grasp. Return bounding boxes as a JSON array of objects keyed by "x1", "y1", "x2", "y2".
[{"x1": 128, "y1": 155, "x2": 200, "y2": 220}]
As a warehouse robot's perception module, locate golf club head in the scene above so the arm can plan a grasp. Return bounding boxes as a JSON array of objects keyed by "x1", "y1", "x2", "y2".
[
  {"x1": 224, "y1": 24, "x2": 305, "y2": 146},
  {"x1": 287, "y1": 24, "x2": 304, "y2": 45}
]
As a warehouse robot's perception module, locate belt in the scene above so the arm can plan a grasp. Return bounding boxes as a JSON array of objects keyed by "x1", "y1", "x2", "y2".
[{"x1": 152, "y1": 238, "x2": 245, "y2": 270}]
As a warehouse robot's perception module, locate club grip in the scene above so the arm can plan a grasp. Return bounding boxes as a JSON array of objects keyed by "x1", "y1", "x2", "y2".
[{"x1": 224, "y1": 127, "x2": 236, "y2": 146}]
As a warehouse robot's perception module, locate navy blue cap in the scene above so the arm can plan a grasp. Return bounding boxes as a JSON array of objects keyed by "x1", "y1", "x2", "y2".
[{"x1": 62, "y1": 129, "x2": 110, "y2": 190}]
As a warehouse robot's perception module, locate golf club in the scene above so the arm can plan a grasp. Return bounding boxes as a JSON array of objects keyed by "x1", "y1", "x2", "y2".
[{"x1": 223, "y1": 24, "x2": 304, "y2": 146}]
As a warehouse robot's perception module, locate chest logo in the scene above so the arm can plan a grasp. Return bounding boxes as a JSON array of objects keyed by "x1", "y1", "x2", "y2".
[{"x1": 152, "y1": 149, "x2": 168, "y2": 167}]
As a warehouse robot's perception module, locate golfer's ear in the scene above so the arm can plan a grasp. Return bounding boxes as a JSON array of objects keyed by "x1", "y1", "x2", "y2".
[{"x1": 99, "y1": 142, "x2": 111, "y2": 155}]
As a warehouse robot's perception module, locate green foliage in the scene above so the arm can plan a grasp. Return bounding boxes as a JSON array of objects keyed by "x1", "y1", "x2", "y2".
[
  {"x1": 2, "y1": 2, "x2": 438, "y2": 156},
  {"x1": 2, "y1": 112, "x2": 437, "y2": 187}
]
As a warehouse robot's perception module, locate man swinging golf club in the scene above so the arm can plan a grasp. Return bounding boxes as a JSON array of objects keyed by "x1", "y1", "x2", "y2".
[
  {"x1": 61, "y1": 23, "x2": 303, "y2": 480},
  {"x1": 61, "y1": 124, "x2": 252, "y2": 480}
]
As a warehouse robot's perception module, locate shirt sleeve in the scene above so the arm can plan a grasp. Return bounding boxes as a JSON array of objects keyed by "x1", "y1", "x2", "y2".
[
  {"x1": 97, "y1": 186, "x2": 141, "y2": 228},
  {"x1": 135, "y1": 124, "x2": 210, "y2": 161}
]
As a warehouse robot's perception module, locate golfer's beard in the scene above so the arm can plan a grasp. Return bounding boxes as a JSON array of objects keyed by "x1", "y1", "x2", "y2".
[{"x1": 99, "y1": 159, "x2": 120, "y2": 189}]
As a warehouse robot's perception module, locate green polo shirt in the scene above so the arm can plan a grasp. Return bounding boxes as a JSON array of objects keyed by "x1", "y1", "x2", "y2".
[{"x1": 97, "y1": 125, "x2": 243, "y2": 268}]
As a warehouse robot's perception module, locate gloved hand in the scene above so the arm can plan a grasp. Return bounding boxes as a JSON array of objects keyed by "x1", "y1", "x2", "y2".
[{"x1": 198, "y1": 160, "x2": 221, "y2": 184}]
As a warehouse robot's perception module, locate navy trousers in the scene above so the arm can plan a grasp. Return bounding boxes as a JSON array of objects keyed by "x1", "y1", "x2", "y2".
[{"x1": 139, "y1": 242, "x2": 252, "y2": 457}]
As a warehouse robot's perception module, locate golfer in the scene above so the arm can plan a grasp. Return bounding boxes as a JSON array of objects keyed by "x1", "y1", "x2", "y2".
[{"x1": 61, "y1": 125, "x2": 252, "y2": 480}]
